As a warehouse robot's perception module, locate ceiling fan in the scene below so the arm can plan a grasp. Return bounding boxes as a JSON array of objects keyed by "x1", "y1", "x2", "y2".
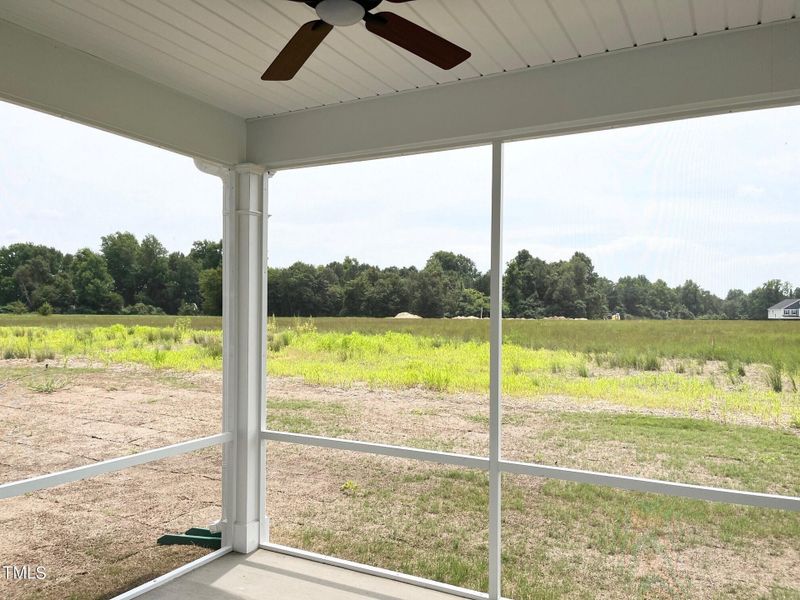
[{"x1": 262, "y1": 0, "x2": 471, "y2": 80}]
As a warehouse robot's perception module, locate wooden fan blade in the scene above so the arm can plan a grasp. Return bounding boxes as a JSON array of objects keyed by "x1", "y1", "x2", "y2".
[
  {"x1": 364, "y1": 12, "x2": 470, "y2": 70},
  {"x1": 262, "y1": 20, "x2": 333, "y2": 81}
]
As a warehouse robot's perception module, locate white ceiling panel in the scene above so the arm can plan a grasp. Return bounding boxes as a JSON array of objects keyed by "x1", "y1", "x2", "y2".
[
  {"x1": 725, "y1": 0, "x2": 760, "y2": 28},
  {"x1": 549, "y1": 0, "x2": 606, "y2": 56},
  {"x1": 0, "y1": 0, "x2": 791, "y2": 119},
  {"x1": 619, "y1": 0, "x2": 664, "y2": 45},
  {"x1": 512, "y1": 0, "x2": 578, "y2": 62},
  {"x1": 449, "y1": 1, "x2": 527, "y2": 72},
  {"x1": 761, "y1": 0, "x2": 796, "y2": 23},
  {"x1": 481, "y1": 0, "x2": 551, "y2": 67},
  {"x1": 655, "y1": 0, "x2": 694, "y2": 39},
  {"x1": 691, "y1": 0, "x2": 727, "y2": 34},
  {"x1": 582, "y1": 0, "x2": 634, "y2": 51}
]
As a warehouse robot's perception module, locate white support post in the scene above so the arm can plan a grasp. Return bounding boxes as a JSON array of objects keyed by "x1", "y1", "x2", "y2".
[
  {"x1": 198, "y1": 160, "x2": 268, "y2": 554},
  {"x1": 488, "y1": 141, "x2": 504, "y2": 599},
  {"x1": 228, "y1": 163, "x2": 268, "y2": 553}
]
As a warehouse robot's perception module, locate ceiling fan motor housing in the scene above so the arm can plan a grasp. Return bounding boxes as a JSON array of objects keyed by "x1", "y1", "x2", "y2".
[{"x1": 316, "y1": 0, "x2": 366, "y2": 26}]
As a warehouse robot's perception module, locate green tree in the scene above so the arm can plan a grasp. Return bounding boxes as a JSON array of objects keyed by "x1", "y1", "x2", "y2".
[
  {"x1": 13, "y1": 256, "x2": 54, "y2": 309},
  {"x1": 412, "y1": 259, "x2": 460, "y2": 317},
  {"x1": 722, "y1": 289, "x2": 748, "y2": 320},
  {"x1": 70, "y1": 249, "x2": 122, "y2": 313},
  {"x1": 545, "y1": 253, "x2": 606, "y2": 319},
  {"x1": 199, "y1": 267, "x2": 223, "y2": 315},
  {"x1": 32, "y1": 273, "x2": 76, "y2": 313},
  {"x1": 136, "y1": 234, "x2": 170, "y2": 309},
  {"x1": 164, "y1": 252, "x2": 200, "y2": 314},
  {"x1": 457, "y1": 288, "x2": 489, "y2": 317},
  {"x1": 427, "y1": 251, "x2": 479, "y2": 289},
  {"x1": 650, "y1": 279, "x2": 677, "y2": 318},
  {"x1": 616, "y1": 275, "x2": 654, "y2": 318},
  {"x1": 276, "y1": 262, "x2": 333, "y2": 316},
  {"x1": 0, "y1": 244, "x2": 64, "y2": 308},
  {"x1": 189, "y1": 240, "x2": 222, "y2": 270},
  {"x1": 101, "y1": 232, "x2": 140, "y2": 305},
  {"x1": 678, "y1": 280, "x2": 703, "y2": 317},
  {"x1": 504, "y1": 250, "x2": 551, "y2": 318},
  {"x1": 364, "y1": 271, "x2": 411, "y2": 317}
]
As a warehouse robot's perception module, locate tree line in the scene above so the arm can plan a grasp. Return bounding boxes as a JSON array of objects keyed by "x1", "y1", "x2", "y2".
[
  {"x1": 0, "y1": 234, "x2": 222, "y2": 316},
  {"x1": 0, "y1": 234, "x2": 796, "y2": 320}
]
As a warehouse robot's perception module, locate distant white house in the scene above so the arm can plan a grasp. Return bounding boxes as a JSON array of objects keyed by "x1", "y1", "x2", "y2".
[{"x1": 768, "y1": 299, "x2": 800, "y2": 319}]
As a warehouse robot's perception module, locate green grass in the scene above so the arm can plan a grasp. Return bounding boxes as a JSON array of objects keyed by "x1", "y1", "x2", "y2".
[
  {"x1": 4, "y1": 315, "x2": 800, "y2": 368},
  {"x1": 532, "y1": 413, "x2": 800, "y2": 495},
  {"x1": 267, "y1": 403, "x2": 800, "y2": 597},
  {"x1": 266, "y1": 398, "x2": 354, "y2": 438},
  {"x1": 0, "y1": 323, "x2": 223, "y2": 371},
  {"x1": 264, "y1": 317, "x2": 800, "y2": 370},
  {"x1": 766, "y1": 365, "x2": 785, "y2": 393},
  {"x1": 3, "y1": 320, "x2": 799, "y2": 424},
  {"x1": 272, "y1": 447, "x2": 800, "y2": 599},
  {"x1": 25, "y1": 373, "x2": 71, "y2": 394},
  {"x1": 0, "y1": 314, "x2": 221, "y2": 329},
  {"x1": 269, "y1": 330, "x2": 799, "y2": 424}
]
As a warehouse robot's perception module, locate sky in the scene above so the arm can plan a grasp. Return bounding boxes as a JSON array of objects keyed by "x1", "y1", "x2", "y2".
[{"x1": 1, "y1": 99, "x2": 798, "y2": 296}]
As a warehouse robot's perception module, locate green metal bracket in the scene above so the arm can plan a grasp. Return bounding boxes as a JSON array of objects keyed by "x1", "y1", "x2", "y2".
[{"x1": 157, "y1": 527, "x2": 222, "y2": 550}]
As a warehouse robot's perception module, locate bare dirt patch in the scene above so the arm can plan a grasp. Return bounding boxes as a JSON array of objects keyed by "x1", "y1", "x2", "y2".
[{"x1": 2, "y1": 363, "x2": 798, "y2": 599}]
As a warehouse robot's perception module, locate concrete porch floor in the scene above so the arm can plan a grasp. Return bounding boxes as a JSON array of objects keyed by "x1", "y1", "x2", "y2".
[{"x1": 141, "y1": 549, "x2": 461, "y2": 600}]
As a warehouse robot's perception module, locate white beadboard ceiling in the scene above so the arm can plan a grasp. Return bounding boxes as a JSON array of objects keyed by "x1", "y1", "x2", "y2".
[{"x1": 0, "y1": 0, "x2": 797, "y2": 120}]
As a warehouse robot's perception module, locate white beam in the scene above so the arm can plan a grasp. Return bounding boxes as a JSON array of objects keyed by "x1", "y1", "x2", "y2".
[
  {"x1": 247, "y1": 21, "x2": 800, "y2": 169},
  {"x1": 0, "y1": 18, "x2": 245, "y2": 165}
]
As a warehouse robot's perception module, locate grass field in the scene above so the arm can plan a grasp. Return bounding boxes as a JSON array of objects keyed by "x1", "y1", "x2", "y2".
[
  {"x1": 2, "y1": 314, "x2": 799, "y2": 598},
  {"x1": 5, "y1": 314, "x2": 799, "y2": 367},
  {"x1": 2, "y1": 315, "x2": 799, "y2": 424}
]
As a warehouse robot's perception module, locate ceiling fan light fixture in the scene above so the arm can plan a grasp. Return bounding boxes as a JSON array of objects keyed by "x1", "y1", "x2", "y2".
[{"x1": 315, "y1": 0, "x2": 365, "y2": 26}]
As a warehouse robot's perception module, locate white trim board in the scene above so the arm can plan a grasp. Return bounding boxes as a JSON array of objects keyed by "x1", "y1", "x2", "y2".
[
  {"x1": 247, "y1": 20, "x2": 800, "y2": 169},
  {"x1": 0, "y1": 18, "x2": 246, "y2": 165}
]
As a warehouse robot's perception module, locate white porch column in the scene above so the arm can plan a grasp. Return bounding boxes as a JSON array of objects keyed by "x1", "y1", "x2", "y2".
[
  {"x1": 226, "y1": 163, "x2": 268, "y2": 553},
  {"x1": 195, "y1": 159, "x2": 269, "y2": 554}
]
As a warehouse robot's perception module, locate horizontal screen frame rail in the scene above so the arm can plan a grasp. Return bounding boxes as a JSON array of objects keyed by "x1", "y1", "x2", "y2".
[
  {"x1": 0, "y1": 432, "x2": 232, "y2": 500},
  {"x1": 263, "y1": 429, "x2": 488, "y2": 470},
  {"x1": 263, "y1": 430, "x2": 800, "y2": 511}
]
